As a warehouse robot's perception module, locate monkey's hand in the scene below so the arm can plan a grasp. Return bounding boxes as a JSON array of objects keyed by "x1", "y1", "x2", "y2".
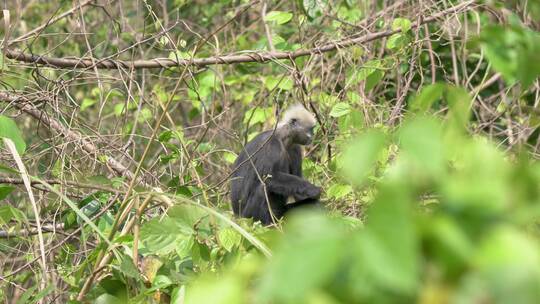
[{"x1": 297, "y1": 184, "x2": 321, "y2": 200}]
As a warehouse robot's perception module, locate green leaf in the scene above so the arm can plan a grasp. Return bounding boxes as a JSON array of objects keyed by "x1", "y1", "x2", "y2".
[
  {"x1": 446, "y1": 86, "x2": 473, "y2": 132},
  {"x1": 386, "y1": 33, "x2": 404, "y2": 49},
  {"x1": 327, "y1": 183, "x2": 353, "y2": 199},
  {"x1": 340, "y1": 130, "x2": 387, "y2": 185},
  {"x1": 171, "y1": 286, "x2": 186, "y2": 304},
  {"x1": 0, "y1": 185, "x2": 15, "y2": 200},
  {"x1": 168, "y1": 204, "x2": 208, "y2": 228},
  {"x1": 140, "y1": 218, "x2": 185, "y2": 255},
  {"x1": 329, "y1": 102, "x2": 351, "y2": 117},
  {"x1": 365, "y1": 70, "x2": 385, "y2": 92},
  {"x1": 480, "y1": 24, "x2": 540, "y2": 88},
  {"x1": 176, "y1": 236, "x2": 195, "y2": 258},
  {"x1": 392, "y1": 18, "x2": 412, "y2": 33},
  {"x1": 472, "y1": 227, "x2": 540, "y2": 304},
  {"x1": 218, "y1": 227, "x2": 242, "y2": 252},
  {"x1": 243, "y1": 107, "x2": 273, "y2": 125},
  {"x1": 80, "y1": 97, "x2": 96, "y2": 111},
  {"x1": 185, "y1": 273, "x2": 243, "y2": 304},
  {"x1": 29, "y1": 284, "x2": 54, "y2": 304},
  {"x1": 223, "y1": 151, "x2": 237, "y2": 164},
  {"x1": 338, "y1": 110, "x2": 364, "y2": 133},
  {"x1": 258, "y1": 212, "x2": 346, "y2": 302},
  {"x1": 351, "y1": 59, "x2": 381, "y2": 83},
  {"x1": 0, "y1": 163, "x2": 17, "y2": 174},
  {"x1": 0, "y1": 115, "x2": 26, "y2": 155},
  {"x1": 94, "y1": 294, "x2": 122, "y2": 304},
  {"x1": 264, "y1": 11, "x2": 293, "y2": 24},
  {"x1": 119, "y1": 256, "x2": 141, "y2": 279},
  {"x1": 410, "y1": 83, "x2": 446, "y2": 113},
  {"x1": 356, "y1": 183, "x2": 419, "y2": 293},
  {"x1": 152, "y1": 275, "x2": 173, "y2": 289},
  {"x1": 0, "y1": 205, "x2": 25, "y2": 225},
  {"x1": 264, "y1": 76, "x2": 293, "y2": 91},
  {"x1": 399, "y1": 116, "x2": 445, "y2": 178},
  {"x1": 301, "y1": 0, "x2": 328, "y2": 19},
  {"x1": 16, "y1": 286, "x2": 38, "y2": 304}
]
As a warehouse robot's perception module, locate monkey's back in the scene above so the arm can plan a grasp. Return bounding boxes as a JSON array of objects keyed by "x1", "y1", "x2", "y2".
[{"x1": 230, "y1": 131, "x2": 290, "y2": 216}]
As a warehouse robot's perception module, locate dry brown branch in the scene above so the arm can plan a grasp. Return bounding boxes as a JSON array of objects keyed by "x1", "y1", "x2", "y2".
[
  {"x1": 4, "y1": 1, "x2": 476, "y2": 70},
  {"x1": 0, "y1": 223, "x2": 65, "y2": 238},
  {"x1": 0, "y1": 91, "x2": 135, "y2": 180},
  {"x1": 0, "y1": 177, "x2": 120, "y2": 193},
  {"x1": 8, "y1": 0, "x2": 96, "y2": 45}
]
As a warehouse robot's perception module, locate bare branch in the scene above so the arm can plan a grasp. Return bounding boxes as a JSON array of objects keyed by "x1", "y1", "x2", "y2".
[
  {"x1": 0, "y1": 91, "x2": 135, "y2": 180},
  {"x1": 4, "y1": 1, "x2": 476, "y2": 70}
]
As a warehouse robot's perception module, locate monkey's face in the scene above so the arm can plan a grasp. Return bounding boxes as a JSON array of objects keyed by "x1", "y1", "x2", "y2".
[{"x1": 289, "y1": 118, "x2": 315, "y2": 145}]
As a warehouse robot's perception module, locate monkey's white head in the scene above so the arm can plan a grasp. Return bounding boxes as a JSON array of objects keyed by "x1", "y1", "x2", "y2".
[{"x1": 278, "y1": 103, "x2": 317, "y2": 145}]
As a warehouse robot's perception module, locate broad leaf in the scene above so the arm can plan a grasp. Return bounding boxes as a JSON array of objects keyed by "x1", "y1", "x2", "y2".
[{"x1": 0, "y1": 115, "x2": 26, "y2": 155}]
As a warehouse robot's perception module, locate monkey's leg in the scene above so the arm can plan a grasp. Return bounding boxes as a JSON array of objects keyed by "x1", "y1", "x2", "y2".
[{"x1": 243, "y1": 184, "x2": 286, "y2": 225}]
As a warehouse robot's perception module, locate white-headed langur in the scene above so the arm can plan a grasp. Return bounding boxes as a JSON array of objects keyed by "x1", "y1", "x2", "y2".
[{"x1": 230, "y1": 104, "x2": 322, "y2": 225}]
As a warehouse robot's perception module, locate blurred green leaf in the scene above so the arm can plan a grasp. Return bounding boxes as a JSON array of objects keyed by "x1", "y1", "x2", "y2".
[
  {"x1": 340, "y1": 130, "x2": 387, "y2": 185},
  {"x1": 410, "y1": 83, "x2": 445, "y2": 113},
  {"x1": 392, "y1": 18, "x2": 412, "y2": 33},
  {"x1": 185, "y1": 274, "x2": 244, "y2": 304},
  {"x1": 446, "y1": 86, "x2": 473, "y2": 132},
  {"x1": 480, "y1": 24, "x2": 540, "y2": 88},
  {"x1": 399, "y1": 116, "x2": 445, "y2": 178},
  {"x1": 386, "y1": 33, "x2": 404, "y2": 49},
  {"x1": 258, "y1": 212, "x2": 346, "y2": 302},
  {"x1": 80, "y1": 97, "x2": 96, "y2": 111},
  {"x1": 356, "y1": 183, "x2": 419, "y2": 293},
  {"x1": 301, "y1": 0, "x2": 328, "y2": 19},
  {"x1": 472, "y1": 226, "x2": 540, "y2": 303}
]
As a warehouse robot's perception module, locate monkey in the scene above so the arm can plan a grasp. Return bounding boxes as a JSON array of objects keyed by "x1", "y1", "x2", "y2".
[{"x1": 230, "y1": 103, "x2": 322, "y2": 225}]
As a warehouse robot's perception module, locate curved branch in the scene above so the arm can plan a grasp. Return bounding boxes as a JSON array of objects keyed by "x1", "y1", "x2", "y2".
[
  {"x1": 5, "y1": 1, "x2": 475, "y2": 70},
  {"x1": 0, "y1": 91, "x2": 135, "y2": 180}
]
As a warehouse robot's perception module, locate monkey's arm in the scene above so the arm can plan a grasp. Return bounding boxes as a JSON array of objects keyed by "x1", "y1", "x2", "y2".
[
  {"x1": 288, "y1": 145, "x2": 303, "y2": 177},
  {"x1": 266, "y1": 172, "x2": 321, "y2": 200},
  {"x1": 287, "y1": 198, "x2": 319, "y2": 208}
]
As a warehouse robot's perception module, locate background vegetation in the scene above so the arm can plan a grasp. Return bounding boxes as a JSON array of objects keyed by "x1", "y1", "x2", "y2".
[{"x1": 1, "y1": 0, "x2": 540, "y2": 303}]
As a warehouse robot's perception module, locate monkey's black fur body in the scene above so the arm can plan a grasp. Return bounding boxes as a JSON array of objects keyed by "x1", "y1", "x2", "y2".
[{"x1": 231, "y1": 113, "x2": 321, "y2": 225}]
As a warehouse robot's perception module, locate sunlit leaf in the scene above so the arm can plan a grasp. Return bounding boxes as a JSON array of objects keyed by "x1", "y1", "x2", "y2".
[
  {"x1": 219, "y1": 228, "x2": 242, "y2": 252},
  {"x1": 329, "y1": 102, "x2": 351, "y2": 117},
  {"x1": 327, "y1": 183, "x2": 353, "y2": 199},
  {"x1": 392, "y1": 18, "x2": 412, "y2": 33},
  {"x1": 264, "y1": 11, "x2": 293, "y2": 24}
]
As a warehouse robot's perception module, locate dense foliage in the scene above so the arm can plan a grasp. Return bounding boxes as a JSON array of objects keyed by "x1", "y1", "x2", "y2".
[{"x1": 1, "y1": 0, "x2": 540, "y2": 303}]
